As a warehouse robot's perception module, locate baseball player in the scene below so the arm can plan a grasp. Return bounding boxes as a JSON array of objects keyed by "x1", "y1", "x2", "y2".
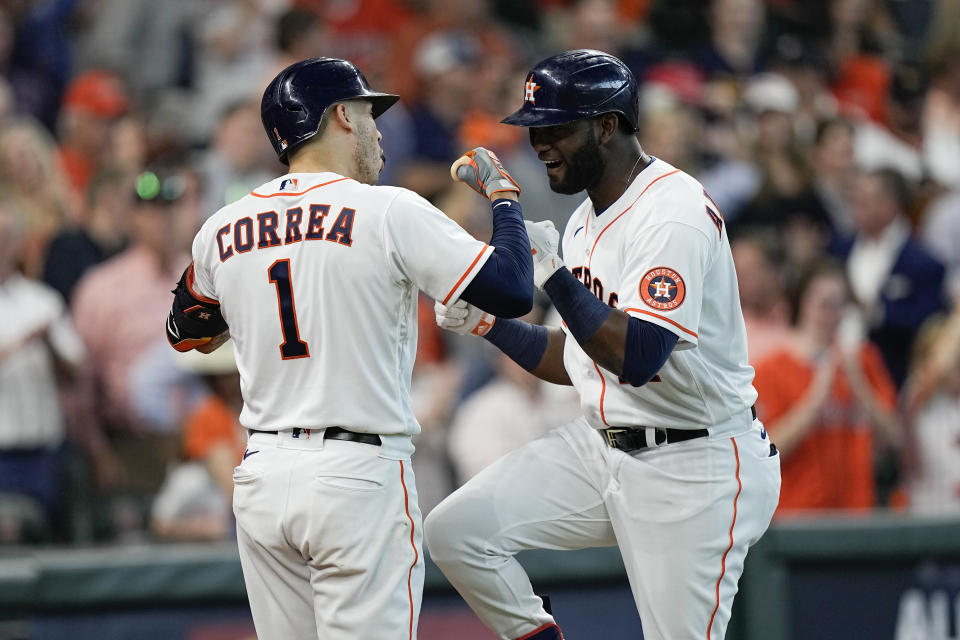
[
  {"x1": 164, "y1": 57, "x2": 534, "y2": 640},
  {"x1": 426, "y1": 50, "x2": 782, "y2": 640}
]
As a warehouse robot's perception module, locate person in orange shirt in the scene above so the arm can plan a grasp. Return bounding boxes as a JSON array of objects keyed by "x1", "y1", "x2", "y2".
[
  {"x1": 753, "y1": 259, "x2": 902, "y2": 514},
  {"x1": 151, "y1": 340, "x2": 244, "y2": 541}
]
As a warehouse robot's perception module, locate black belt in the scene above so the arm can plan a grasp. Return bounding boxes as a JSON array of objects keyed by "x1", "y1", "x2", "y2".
[
  {"x1": 600, "y1": 406, "x2": 757, "y2": 453},
  {"x1": 248, "y1": 426, "x2": 382, "y2": 446}
]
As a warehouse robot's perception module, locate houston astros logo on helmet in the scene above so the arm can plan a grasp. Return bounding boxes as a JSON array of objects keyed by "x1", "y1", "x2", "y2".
[
  {"x1": 640, "y1": 267, "x2": 686, "y2": 310},
  {"x1": 524, "y1": 75, "x2": 540, "y2": 104}
]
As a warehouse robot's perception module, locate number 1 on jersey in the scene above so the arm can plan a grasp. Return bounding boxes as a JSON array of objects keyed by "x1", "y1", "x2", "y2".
[{"x1": 268, "y1": 259, "x2": 310, "y2": 359}]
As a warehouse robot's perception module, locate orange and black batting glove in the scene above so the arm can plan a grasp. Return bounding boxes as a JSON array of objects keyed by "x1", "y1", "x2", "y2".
[{"x1": 450, "y1": 146, "x2": 521, "y2": 199}]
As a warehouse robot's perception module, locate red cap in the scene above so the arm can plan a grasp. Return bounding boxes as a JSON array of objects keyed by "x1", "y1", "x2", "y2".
[
  {"x1": 644, "y1": 62, "x2": 705, "y2": 106},
  {"x1": 62, "y1": 71, "x2": 128, "y2": 118},
  {"x1": 832, "y1": 56, "x2": 890, "y2": 123}
]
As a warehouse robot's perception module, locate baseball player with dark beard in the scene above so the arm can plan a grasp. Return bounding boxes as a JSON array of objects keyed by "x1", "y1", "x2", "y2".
[
  {"x1": 164, "y1": 57, "x2": 533, "y2": 640},
  {"x1": 426, "y1": 50, "x2": 782, "y2": 640}
]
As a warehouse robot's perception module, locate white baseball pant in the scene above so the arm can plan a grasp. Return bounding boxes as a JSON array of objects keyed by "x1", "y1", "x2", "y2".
[
  {"x1": 425, "y1": 412, "x2": 780, "y2": 640},
  {"x1": 234, "y1": 430, "x2": 424, "y2": 640}
]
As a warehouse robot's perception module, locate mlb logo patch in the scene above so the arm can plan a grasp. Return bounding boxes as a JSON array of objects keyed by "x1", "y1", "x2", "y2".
[
  {"x1": 273, "y1": 127, "x2": 288, "y2": 150},
  {"x1": 280, "y1": 178, "x2": 299, "y2": 192}
]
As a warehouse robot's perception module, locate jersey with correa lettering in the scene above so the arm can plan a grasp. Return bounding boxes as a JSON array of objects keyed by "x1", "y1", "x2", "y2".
[{"x1": 190, "y1": 172, "x2": 493, "y2": 434}]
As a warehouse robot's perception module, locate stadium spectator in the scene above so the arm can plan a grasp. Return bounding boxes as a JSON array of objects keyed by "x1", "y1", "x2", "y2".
[
  {"x1": 151, "y1": 342, "x2": 243, "y2": 541},
  {"x1": 753, "y1": 260, "x2": 901, "y2": 514},
  {"x1": 189, "y1": 0, "x2": 277, "y2": 144},
  {"x1": 106, "y1": 113, "x2": 149, "y2": 178},
  {"x1": 43, "y1": 168, "x2": 131, "y2": 303},
  {"x1": 922, "y1": 53, "x2": 960, "y2": 189},
  {"x1": 3, "y1": 0, "x2": 83, "y2": 130},
  {"x1": 735, "y1": 73, "x2": 831, "y2": 235},
  {"x1": 920, "y1": 186, "x2": 960, "y2": 303},
  {"x1": 546, "y1": 0, "x2": 628, "y2": 55},
  {"x1": 731, "y1": 231, "x2": 791, "y2": 363},
  {"x1": 73, "y1": 0, "x2": 198, "y2": 105},
  {"x1": 831, "y1": 168, "x2": 946, "y2": 387},
  {"x1": 850, "y1": 63, "x2": 927, "y2": 182},
  {"x1": 902, "y1": 310, "x2": 960, "y2": 514},
  {"x1": 0, "y1": 201, "x2": 85, "y2": 542},
  {"x1": 768, "y1": 35, "x2": 837, "y2": 143},
  {"x1": 55, "y1": 71, "x2": 129, "y2": 198},
  {"x1": 70, "y1": 169, "x2": 192, "y2": 491},
  {"x1": 638, "y1": 84, "x2": 702, "y2": 174},
  {"x1": 0, "y1": 117, "x2": 72, "y2": 278},
  {"x1": 447, "y1": 350, "x2": 581, "y2": 486},
  {"x1": 692, "y1": 0, "x2": 768, "y2": 78},
  {"x1": 396, "y1": 30, "x2": 482, "y2": 201},
  {"x1": 196, "y1": 100, "x2": 276, "y2": 218},
  {"x1": 269, "y1": 6, "x2": 329, "y2": 76},
  {"x1": 809, "y1": 117, "x2": 857, "y2": 236}
]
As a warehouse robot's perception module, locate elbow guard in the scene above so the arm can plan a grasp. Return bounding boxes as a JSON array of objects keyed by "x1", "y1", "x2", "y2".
[{"x1": 166, "y1": 264, "x2": 228, "y2": 352}]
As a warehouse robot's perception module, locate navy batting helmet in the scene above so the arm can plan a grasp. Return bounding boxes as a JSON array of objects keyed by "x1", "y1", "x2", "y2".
[
  {"x1": 501, "y1": 50, "x2": 639, "y2": 131},
  {"x1": 261, "y1": 57, "x2": 399, "y2": 164}
]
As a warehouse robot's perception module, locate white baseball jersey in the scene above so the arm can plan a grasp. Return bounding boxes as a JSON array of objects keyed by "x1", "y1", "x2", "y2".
[
  {"x1": 559, "y1": 158, "x2": 757, "y2": 430},
  {"x1": 190, "y1": 172, "x2": 493, "y2": 436}
]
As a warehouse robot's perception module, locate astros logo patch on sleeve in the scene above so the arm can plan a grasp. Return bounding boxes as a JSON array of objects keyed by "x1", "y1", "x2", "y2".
[{"x1": 640, "y1": 267, "x2": 686, "y2": 310}]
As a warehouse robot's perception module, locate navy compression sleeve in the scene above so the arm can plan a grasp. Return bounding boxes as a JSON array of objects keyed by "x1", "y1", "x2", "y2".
[
  {"x1": 459, "y1": 198, "x2": 533, "y2": 318},
  {"x1": 483, "y1": 318, "x2": 549, "y2": 371},
  {"x1": 621, "y1": 317, "x2": 678, "y2": 386},
  {"x1": 542, "y1": 268, "x2": 612, "y2": 343},
  {"x1": 541, "y1": 268, "x2": 677, "y2": 384}
]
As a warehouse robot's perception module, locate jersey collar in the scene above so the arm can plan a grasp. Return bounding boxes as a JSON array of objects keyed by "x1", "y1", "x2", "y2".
[
  {"x1": 250, "y1": 172, "x2": 350, "y2": 198},
  {"x1": 590, "y1": 156, "x2": 659, "y2": 219}
]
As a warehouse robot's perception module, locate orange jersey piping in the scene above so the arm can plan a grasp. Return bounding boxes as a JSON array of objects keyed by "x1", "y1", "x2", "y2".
[
  {"x1": 399, "y1": 460, "x2": 419, "y2": 640},
  {"x1": 441, "y1": 244, "x2": 490, "y2": 305},
  {"x1": 707, "y1": 438, "x2": 741, "y2": 640},
  {"x1": 249, "y1": 176, "x2": 350, "y2": 198},
  {"x1": 587, "y1": 169, "x2": 681, "y2": 267},
  {"x1": 622, "y1": 307, "x2": 698, "y2": 339}
]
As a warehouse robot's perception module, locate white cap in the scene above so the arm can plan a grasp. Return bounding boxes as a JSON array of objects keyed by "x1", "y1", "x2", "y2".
[
  {"x1": 413, "y1": 31, "x2": 480, "y2": 77},
  {"x1": 743, "y1": 73, "x2": 798, "y2": 114}
]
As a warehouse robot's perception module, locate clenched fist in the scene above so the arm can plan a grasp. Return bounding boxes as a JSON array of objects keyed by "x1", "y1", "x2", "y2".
[{"x1": 450, "y1": 147, "x2": 521, "y2": 200}]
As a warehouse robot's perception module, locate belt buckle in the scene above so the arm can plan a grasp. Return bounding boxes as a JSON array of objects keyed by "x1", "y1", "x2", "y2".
[{"x1": 604, "y1": 428, "x2": 628, "y2": 448}]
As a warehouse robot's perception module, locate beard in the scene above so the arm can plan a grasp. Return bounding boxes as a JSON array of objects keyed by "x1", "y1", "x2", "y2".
[
  {"x1": 549, "y1": 132, "x2": 605, "y2": 195},
  {"x1": 353, "y1": 120, "x2": 382, "y2": 185}
]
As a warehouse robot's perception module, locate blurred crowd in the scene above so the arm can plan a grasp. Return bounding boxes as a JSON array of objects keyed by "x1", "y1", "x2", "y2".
[{"x1": 2, "y1": 0, "x2": 960, "y2": 545}]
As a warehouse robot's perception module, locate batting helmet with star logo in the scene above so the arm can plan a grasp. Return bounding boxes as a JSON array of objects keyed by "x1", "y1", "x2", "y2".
[{"x1": 501, "y1": 49, "x2": 640, "y2": 131}]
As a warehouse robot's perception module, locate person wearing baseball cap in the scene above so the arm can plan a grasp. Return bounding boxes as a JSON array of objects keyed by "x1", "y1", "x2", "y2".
[{"x1": 57, "y1": 70, "x2": 129, "y2": 196}]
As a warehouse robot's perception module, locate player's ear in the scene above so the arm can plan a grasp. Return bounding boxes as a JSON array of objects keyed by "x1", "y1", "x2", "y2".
[
  {"x1": 330, "y1": 103, "x2": 355, "y2": 133},
  {"x1": 596, "y1": 113, "x2": 619, "y2": 145}
]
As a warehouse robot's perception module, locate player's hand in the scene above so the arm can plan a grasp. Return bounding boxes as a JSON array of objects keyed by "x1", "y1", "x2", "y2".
[
  {"x1": 434, "y1": 300, "x2": 496, "y2": 337},
  {"x1": 450, "y1": 147, "x2": 521, "y2": 201},
  {"x1": 524, "y1": 220, "x2": 564, "y2": 288}
]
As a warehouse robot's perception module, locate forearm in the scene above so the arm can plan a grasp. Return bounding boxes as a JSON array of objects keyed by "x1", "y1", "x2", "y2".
[
  {"x1": 541, "y1": 268, "x2": 676, "y2": 384},
  {"x1": 197, "y1": 330, "x2": 230, "y2": 354},
  {"x1": 541, "y1": 268, "x2": 616, "y2": 367},
  {"x1": 529, "y1": 327, "x2": 572, "y2": 385},
  {"x1": 460, "y1": 199, "x2": 533, "y2": 318},
  {"x1": 484, "y1": 320, "x2": 571, "y2": 385}
]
